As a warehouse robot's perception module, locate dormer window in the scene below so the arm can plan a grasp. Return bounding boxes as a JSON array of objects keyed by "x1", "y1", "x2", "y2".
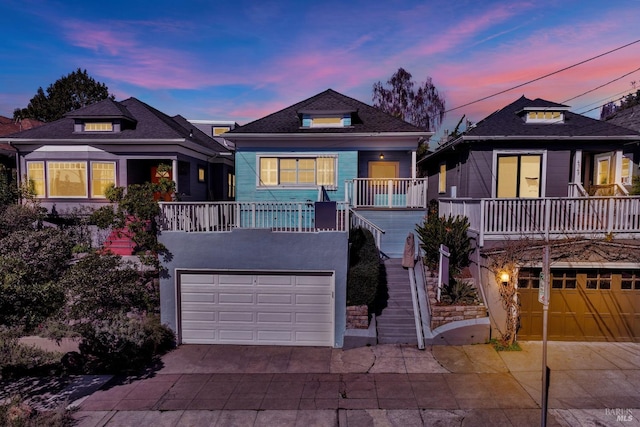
[
  {"x1": 301, "y1": 113, "x2": 352, "y2": 128},
  {"x1": 526, "y1": 111, "x2": 563, "y2": 123},
  {"x1": 84, "y1": 122, "x2": 113, "y2": 132}
]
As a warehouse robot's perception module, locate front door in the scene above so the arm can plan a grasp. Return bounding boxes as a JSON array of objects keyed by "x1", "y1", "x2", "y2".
[{"x1": 368, "y1": 161, "x2": 399, "y2": 179}]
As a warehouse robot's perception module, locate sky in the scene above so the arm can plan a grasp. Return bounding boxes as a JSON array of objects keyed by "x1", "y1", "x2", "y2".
[{"x1": 2, "y1": 0, "x2": 640, "y2": 141}]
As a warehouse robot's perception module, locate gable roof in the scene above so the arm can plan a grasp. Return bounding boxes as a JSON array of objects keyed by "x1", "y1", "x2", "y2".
[
  {"x1": 462, "y1": 96, "x2": 640, "y2": 138},
  {"x1": 1, "y1": 97, "x2": 230, "y2": 154},
  {"x1": 605, "y1": 103, "x2": 640, "y2": 133},
  {"x1": 226, "y1": 89, "x2": 429, "y2": 135}
]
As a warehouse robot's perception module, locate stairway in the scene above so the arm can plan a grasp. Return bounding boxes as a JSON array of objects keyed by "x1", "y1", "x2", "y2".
[
  {"x1": 376, "y1": 258, "x2": 418, "y2": 344},
  {"x1": 102, "y1": 227, "x2": 135, "y2": 256}
]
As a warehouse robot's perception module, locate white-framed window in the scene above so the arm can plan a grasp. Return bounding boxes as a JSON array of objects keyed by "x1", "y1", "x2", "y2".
[
  {"x1": 25, "y1": 160, "x2": 116, "y2": 199},
  {"x1": 301, "y1": 114, "x2": 351, "y2": 128},
  {"x1": 228, "y1": 173, "x2": 236, "y2": 198},
  {"x1": 257, "y1": 155, "x2": 337, "y2": 188},
  {"x1": 84, "y1": 122, "x2": 113, "y2": 132},
  {"x1": 493, "y1": 150, "x2": 546, "y2": 198},
  {"x1": 621, "y1": 156, "x2": 632, "y2": 185},
  {"x1": 525, "y1": 111, "x2": 564, "y2": 123},
  {"x1": 26, "y1": 161, "x2": 45, "y2": 197},
  {"x1": 91, "y1": 162, "x2": 116, "y2": 198},
  {"x1": 438, "y1": 162, "x2": 446, "y2": 194},
  {"x1": 48, "y1": 162, "x2": 88, "y2": 198},
  {"x1": 213, "y1": 126, "x2": 230, "y2": 136}
]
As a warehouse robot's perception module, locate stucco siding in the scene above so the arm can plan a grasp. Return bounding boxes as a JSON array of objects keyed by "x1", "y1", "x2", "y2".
[{"x1": 159, "y1": 229, "x2": 349, "y2": 347}]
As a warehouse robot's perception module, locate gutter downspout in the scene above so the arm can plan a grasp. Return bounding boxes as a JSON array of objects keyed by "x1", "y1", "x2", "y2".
[{"x1": 8, "y1": 141, "x2": 21, "y2": 202}]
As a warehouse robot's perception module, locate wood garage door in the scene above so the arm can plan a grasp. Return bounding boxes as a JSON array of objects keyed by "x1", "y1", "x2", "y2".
[
  {"x1": 518, "y1": 269, "x2": 640, "y2": 341},
  {"x1": 178, "y1": 271, "x2": 334, "y2": 346}
]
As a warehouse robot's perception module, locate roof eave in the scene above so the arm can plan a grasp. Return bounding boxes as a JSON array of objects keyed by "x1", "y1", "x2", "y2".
[{"x1": 224, "y1": 131, "x2": 433, "y2": 140}]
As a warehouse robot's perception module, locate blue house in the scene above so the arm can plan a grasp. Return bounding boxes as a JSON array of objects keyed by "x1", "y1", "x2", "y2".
[{"x1": 157, "y1": 89, "x2": 432, "y2": 348}]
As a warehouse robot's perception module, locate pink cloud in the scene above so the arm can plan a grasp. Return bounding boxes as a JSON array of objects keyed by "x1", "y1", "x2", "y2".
[{"x1": 409, "y1": 3, "x2": 534, "y2": 57}]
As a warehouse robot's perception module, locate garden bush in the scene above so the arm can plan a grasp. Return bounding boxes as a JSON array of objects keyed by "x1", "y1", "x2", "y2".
[
  {"x1": 347, "y1": 227, "x2": 380, "y2": 306},
  {"x1": 60, "y1": 253, "x2": 157, "y2": 324},
  {"x1": 416, "y1": 213, "x2": 472, "y2": 276},
  {"x1": 0, "y1": 329, "x2": 63, "y2": 379},
  {"x1": 0, "y1": 228, "x2": 73, "y2": 330},
  {"x1": 78, "y1": 313, "x2": 174, "y2": 374},
  {"x1": 440, "y1": 278, "x2": 478, "y2": 305}
]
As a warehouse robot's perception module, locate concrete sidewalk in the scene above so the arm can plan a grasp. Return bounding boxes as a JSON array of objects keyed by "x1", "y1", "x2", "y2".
[{"x1": 72, "y1": 342, "x2": 640, "y2": 426}]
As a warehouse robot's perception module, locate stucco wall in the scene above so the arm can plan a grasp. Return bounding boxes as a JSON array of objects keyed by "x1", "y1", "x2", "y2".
[{"x1": 158, "y1": 229, "x2": 349, "y2": 347}]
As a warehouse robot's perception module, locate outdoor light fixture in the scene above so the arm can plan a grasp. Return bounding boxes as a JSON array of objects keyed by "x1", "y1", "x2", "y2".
[
  {"x1": 500, "y1": 271, "x2": 510, "y2": 285},
  {"x1": 379, "y1": 153, "x2": 384, "y2": 160}
]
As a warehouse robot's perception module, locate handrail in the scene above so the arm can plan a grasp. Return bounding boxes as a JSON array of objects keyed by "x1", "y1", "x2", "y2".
[
  {"x1": 349, "y1": 208, "x2": 385, "y2": 249},
  {"x1": 409, "y1": 247, "x2": 431, "y2": 346},
  {"x1": 408, "y1": 262, "x2": 425, "y2": 350}
]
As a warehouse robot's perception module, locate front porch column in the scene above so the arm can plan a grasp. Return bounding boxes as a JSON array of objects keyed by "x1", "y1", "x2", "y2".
[
  {"x1": 172, "y1": 159, "x2": 179, "y2": 193},
  {"x1": 411, "y1": 151, "x2": 417, "y2": 180},
  {"x1": 614, "y1": 150, "x2": 623, "y2": 184},
  {"x1": 572, "y1": 149, "x2": 582, "y2": 196}
]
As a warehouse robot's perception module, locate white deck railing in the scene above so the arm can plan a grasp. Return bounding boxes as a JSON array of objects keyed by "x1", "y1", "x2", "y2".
[
  {"x1": 345, "y1": 178, "x2": 427, "y2": 208},
  {"x1": 350, "y1": 209, "x2": 385, "y2": 249},
  {"x1": 159, "y1": 201, "x2": 349, "y2": 233},
  {"x1": 439, "y1": 197, "x2": 640, "y2": 246}
]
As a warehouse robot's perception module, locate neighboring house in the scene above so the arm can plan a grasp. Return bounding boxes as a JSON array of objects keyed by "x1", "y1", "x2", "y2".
[
  {"x1": 157, "y1": 89, "x2": 432, "y2": 348},
  {"x1": 421, "y1": 96, "x2": 640, "y2": 342},
  {"x1": 0, "y1": 115, "x2": 44, "y2": 170},
  {"x1": 605, "y1": 102, "x2": 640, "y2": 133},
  {"x1": 188, "y1": 119, "x2": 238, "y2": 201},
  {"x1": 0, "y1": 98, "x2": 234, "y2": 214}
]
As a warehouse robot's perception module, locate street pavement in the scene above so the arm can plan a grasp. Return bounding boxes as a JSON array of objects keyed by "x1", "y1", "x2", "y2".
[{"x1": 70, "y1": 341, "x2": 640, "y2": 426}]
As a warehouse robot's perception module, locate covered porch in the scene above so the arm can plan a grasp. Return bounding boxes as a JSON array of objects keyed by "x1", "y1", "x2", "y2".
[{"x1": 439, "y1": 196, "x2": 640, "y2": 247}]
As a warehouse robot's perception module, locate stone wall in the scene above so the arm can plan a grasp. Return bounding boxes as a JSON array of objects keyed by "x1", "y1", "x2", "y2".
[
  {"x1": 346, "y1": 305, "x2": 369, "y2": 329},
  {"x1": 425, "y1": 276, "x2": 487, "y2": 330}
]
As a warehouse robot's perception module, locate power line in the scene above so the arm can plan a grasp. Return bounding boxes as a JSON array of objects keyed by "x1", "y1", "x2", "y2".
[
  {"x1": 445, "y1": 39, "x2": 640, "y2": 113},
  {"x1": 562, "y1": 65, "x2": 640, "y2": 104}
]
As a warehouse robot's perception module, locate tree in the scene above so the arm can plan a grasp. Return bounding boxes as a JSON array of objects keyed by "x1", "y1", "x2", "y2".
[
  {"x1": 13, "y1": 69, "x2": 114, "y2": 122},
  {"x1": 372, "y1": 67, "x2": 446, "y2": 132}
]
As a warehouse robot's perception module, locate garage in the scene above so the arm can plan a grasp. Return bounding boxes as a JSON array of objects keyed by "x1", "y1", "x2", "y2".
[
  {"x1": 177, "y1": 270, "x2": 335, "y2": 346},
  {"x1": 518, "y1": 268, "x2": 640, "y2": 341}
]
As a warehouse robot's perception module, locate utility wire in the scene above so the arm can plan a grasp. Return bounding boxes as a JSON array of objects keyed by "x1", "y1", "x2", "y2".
[
  {"x1": 445, "y1": 39, "x2": 640, "y2": 113},
  {"x1": 562, "y1": 65, "x2": 640, "y2": 104}
]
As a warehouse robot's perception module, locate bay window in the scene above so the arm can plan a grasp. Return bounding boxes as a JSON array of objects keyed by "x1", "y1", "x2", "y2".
[{"x1": 26, "y1": 160, "x2": 116, "y2": 199}]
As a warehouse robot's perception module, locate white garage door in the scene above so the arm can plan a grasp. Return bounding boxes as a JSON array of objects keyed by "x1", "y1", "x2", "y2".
[{"x1": 178, "y1": 271, "x2": 334, "y2": 346}]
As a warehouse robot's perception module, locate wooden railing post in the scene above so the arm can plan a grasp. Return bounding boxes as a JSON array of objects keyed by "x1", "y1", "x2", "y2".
[{"x1": 544, "y1": 198, "x2": 551, "y2": 241}]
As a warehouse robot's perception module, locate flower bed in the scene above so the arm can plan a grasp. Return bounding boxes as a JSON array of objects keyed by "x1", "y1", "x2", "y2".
[{"x1": 425, "y1": 276, "x2": 487, "y2": 330}]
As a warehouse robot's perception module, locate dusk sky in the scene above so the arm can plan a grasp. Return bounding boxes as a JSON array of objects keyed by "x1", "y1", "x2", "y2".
[{"x1": 2, "y1": 0, "x2": 640, "y2": 139}]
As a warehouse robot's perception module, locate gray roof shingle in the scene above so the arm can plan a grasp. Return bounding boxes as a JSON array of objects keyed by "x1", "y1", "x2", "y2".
[
  {"x1": 464, "y1": 96, "x2": 640, "y2": 138},
  {"x1": 227, "y1": 89, "x2": 427, "y2": 134},
  {"x1": 605, "y1": 103, "x2": 640, "y2": 133},
  {"x1": 3, "y1": 98, "x2": 230, "y2": 153}
]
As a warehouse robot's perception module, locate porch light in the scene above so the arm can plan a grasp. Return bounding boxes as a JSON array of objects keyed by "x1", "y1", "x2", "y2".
[
  {"x1": 500, "y1": 271, "x2": 510, "y2": 285},
  {"x1": 379, "y1": 153, "x2": 384, "y2": 160}
]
